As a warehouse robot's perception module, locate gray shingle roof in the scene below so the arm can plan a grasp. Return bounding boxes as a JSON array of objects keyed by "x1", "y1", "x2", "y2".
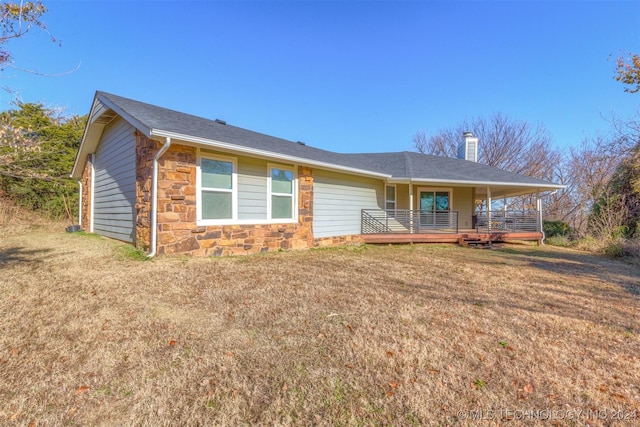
[{"x1": 96, "y1": 91, "x2": 561, "y2": 188}]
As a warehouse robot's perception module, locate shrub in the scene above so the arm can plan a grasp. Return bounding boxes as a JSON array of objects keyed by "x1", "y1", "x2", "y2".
[
  {"x1": 545, "y1": 235, "x2": 571, "y2": 247},
  {"x1": 543, "y1": 220, "x2": 572, "y2": 238},
  {"x1": 574, "y1": 236, "x2": 602, "y2": 253},
  {"x1": 603, "y1": 241, "x2": 624, "y2": 258}
]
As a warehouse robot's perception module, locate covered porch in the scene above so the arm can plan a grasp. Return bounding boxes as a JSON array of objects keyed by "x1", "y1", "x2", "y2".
[
  {"x1": 360, "y1": 181, "x2": 552, "y2": 245},
  {"x1": 360, "y1": 209, "x2": 542, "y2": 244}
]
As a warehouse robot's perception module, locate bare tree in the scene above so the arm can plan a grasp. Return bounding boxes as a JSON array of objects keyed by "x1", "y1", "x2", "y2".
[
  {"x1": 558, "y1": 135, "x2": 628, "y2": 235},
  {"x1": 413, "y1": 113, "x2": 561, "y2": 181},
  {"x1": 0, "y1": 1, "x2": 78, "y2": 90},
  {"x1": 0, "y1": 1, "x2": 51, "y2": 69},
  {"x1": 413, "y1": 113, "x2": 562, "y2": 212},
  {"x1": 542, "y1": 162, "x2": 574, "y2": 221}
]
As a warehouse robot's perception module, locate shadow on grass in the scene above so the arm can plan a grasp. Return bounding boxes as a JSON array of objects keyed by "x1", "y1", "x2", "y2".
[
  {"x1": 493, "y1": 246, "x2": 640, "y2": 298},
  {"x1": 362, "y1": 245, "x2": 640, "y2": 334},
  {"x1": 385, "y1": 269, "x2": 640, "y2": 336},
  {"x1": 0, "y1": 246, "x2": 53, "y2": 268}
]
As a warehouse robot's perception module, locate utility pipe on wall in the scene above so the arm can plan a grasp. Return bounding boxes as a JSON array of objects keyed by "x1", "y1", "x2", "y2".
[
  {"x1": 147, "y1": 137, "x2": 172, "y2": 258},
  {"x1": 537, "y1": 189, "x2": 558, "y2": 245}
]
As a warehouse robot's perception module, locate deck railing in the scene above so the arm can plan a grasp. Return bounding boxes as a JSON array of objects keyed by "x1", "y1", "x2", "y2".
[
  {"x1": 362, "y1": 209, "x2": 541, "y2": 235},
  {"x1": 361, "y1": 209, "x2": 459, "y2": 234},
  {"x1": 475, "y1": 210, "x2": 540, "y2": 233}
]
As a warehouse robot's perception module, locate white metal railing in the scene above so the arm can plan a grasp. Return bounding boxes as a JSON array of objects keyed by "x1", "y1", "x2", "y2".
[
  {"x1": 475, "y1": 210, "x2": 540, "y2": 233},
  {"x1": 361, "y1": 209, "x2": 459, "y2": 234}
]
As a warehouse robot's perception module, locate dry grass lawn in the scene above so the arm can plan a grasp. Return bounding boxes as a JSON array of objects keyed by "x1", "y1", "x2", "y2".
[{"x1": 1, "y1": 224, "x2": 639, "y2": 426}]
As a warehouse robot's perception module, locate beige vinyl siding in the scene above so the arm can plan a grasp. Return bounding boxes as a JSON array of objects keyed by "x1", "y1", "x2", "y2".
[
  {"x1": 200, "y1": 150, "x2": 284, "y2": 221},
  {"x1": 237, "y1": 156, "x2": 268, "y2": 220},
  {"x1": 93, "y1": 117, "x2": 136, "y2": 242},
  {"x1": 396, "y1": 184, "x2": 410, "y2": 210},
  {"x1": 313, "y1": 170, "x2": 383, "y2": 238},
  {"x1": 454, "y1": 187, "x2": 474, "y2": 229}
]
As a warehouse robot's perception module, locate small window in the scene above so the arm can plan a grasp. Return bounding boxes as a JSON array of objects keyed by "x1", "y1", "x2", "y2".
[
  {"x1": 200, "y1": 157, "x2": 234, "y2": 220},
  {"x1": 385, "y1": 185, "x2": 396, "y2": 210},
  {"x1": 270, "y1": 166, "x2": 294, "y2": 220}
]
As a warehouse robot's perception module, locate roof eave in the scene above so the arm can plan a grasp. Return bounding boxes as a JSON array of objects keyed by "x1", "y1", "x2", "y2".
[
  {"x1": 387, "y1": 177, "x2": 565, "y2": 189},
  {"x1": 386, "y1": 177, "x2": 564, "y2": 198},
  {"x1": 150, "y1": 129, "x2": 392, "y2": 179}
]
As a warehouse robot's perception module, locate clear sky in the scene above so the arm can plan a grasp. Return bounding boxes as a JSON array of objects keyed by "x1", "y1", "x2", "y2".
[{"x1": 6, "y1": 0, "x2": 640, "y2": 155}]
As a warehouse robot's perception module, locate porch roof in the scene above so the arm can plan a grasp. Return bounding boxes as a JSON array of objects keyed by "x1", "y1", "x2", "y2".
[{"x1": 341, "y1": 152, "x2": 564, "y2": 198}]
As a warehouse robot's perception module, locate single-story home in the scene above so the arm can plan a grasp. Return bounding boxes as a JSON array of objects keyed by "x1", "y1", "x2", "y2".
[{"x1": 70, "y1": 91, "x2": 564, "y2": 256}]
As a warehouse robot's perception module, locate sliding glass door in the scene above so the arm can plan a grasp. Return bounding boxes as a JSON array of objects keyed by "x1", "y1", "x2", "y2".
[{"x1": 419, "y1": 190, "x2": 451, "y2": 228}]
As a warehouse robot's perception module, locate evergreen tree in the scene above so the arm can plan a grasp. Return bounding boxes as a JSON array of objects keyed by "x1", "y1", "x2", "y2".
[{"x1": 0, "y1": 102, "x2": 86, "y2": 219}]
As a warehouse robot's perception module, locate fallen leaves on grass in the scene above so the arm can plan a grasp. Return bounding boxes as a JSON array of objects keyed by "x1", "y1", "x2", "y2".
[{"x1": 74, "y1": 386, "x2": 90, "y2": 395}]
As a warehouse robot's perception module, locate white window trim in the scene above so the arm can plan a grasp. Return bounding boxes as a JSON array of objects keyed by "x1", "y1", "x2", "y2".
[
  {"x1": 267, "y1": 162, "x2": 298, "y2": 223},
  {"x1": 196, "y1": 151, "x2": 238, "y2": 225},
  {"x1": 196, "y1": 152, "x2": 299, "y2": 226},
  {"x1": 385, "y1": 184, "x2": 396, "y2": 211}
]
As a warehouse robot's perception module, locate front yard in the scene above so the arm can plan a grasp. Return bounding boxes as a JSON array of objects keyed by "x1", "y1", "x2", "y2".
[{"x1": 0, "y1": 226, "x2": 638, "y2": 425}]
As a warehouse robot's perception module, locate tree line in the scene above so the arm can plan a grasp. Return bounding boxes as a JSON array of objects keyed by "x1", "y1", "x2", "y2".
[{"x1": 413, "y1": 53, "x2": 640, "y2": 255}]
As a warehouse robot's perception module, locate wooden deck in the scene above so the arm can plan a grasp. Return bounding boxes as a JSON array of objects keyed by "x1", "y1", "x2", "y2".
[{"x1": 361, "y1": 230, "x2": 543, "y2": 245}]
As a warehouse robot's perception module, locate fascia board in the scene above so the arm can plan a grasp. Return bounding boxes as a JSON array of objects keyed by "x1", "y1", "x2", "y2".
[
  {"x1": 70, "y1": 93, "x2": 154, "y2": 179},
  {"x1": 397, "y1": 177, "x2": 565, "y2": 190},
  {"x1": 70, "y1": 96, "x2": 103, "y2": 179},
  {"x1": 95, "y1": 93, "x2": 153, "y2": 137},
  {"x1": 150, "y1": 129, "x2": 392, "y2": 179},
  {"x1": 70, "y1": 125, "x2": 102, "y2": 179}
]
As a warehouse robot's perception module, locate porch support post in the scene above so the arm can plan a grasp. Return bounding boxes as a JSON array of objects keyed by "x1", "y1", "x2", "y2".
[
  {"x1": 487, "y1": 187, "x2": 492, "y2": 232},
  {"x1": 536, "y1": 190, "x2": 542, "y2": 233},
  {"x1": 409, "y1": 183, "x2": 414, "y2": 233}
]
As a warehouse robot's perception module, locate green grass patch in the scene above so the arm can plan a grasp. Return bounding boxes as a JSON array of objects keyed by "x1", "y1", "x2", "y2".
[{"x1": 116, "y1": 244, "x2": 151, "y2": 261}]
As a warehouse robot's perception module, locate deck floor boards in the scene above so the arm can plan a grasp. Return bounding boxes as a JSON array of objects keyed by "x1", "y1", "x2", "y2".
[{"x1": 361, "y1": 231, "x2": 542, "y2": 244}]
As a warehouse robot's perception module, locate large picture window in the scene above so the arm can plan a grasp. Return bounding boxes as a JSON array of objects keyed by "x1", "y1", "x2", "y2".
[
  {"x1": 269, "y1": 165, "x2": 295, "y2": 220},
  {"x1": 385, "y1": 185, "x2": 396, "y2": 210},
  {"x1": 199, "y1": 156, "x2": 236, "y2": 221}
]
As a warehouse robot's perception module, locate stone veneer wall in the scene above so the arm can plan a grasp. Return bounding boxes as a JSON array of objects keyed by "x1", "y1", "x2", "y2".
[
  {"x1": 134, "y1": 135, "x2": 319, "y2": 256},
  {"x1": 313, "y1": 234, "x2": 364, "y2": 247},
  {"x1": 135, "y1": 131, "x2": 158, "y2": 250},
  {"x1": 80, "y1": 157, "x2": 92, "y2": 231}
]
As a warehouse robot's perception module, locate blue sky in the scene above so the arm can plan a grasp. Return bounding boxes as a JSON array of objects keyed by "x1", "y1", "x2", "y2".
[{"x1": 6, "y1": 0, "x2": 640, "y2": 154}]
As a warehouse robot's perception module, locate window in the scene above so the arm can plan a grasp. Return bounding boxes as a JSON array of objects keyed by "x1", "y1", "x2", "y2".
[
  {"x1": 269, "y1": 165, "x2": 295, "y2": 220},
  {"x1": 385, "y1": 185, "x2": 396, "y2": 210},
  {"x1": 196, "y1": 154, "x2": 296, "y2": 225},
  {"x1": 199, "y1": 156, "x2": 236, "y2": 221}
]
